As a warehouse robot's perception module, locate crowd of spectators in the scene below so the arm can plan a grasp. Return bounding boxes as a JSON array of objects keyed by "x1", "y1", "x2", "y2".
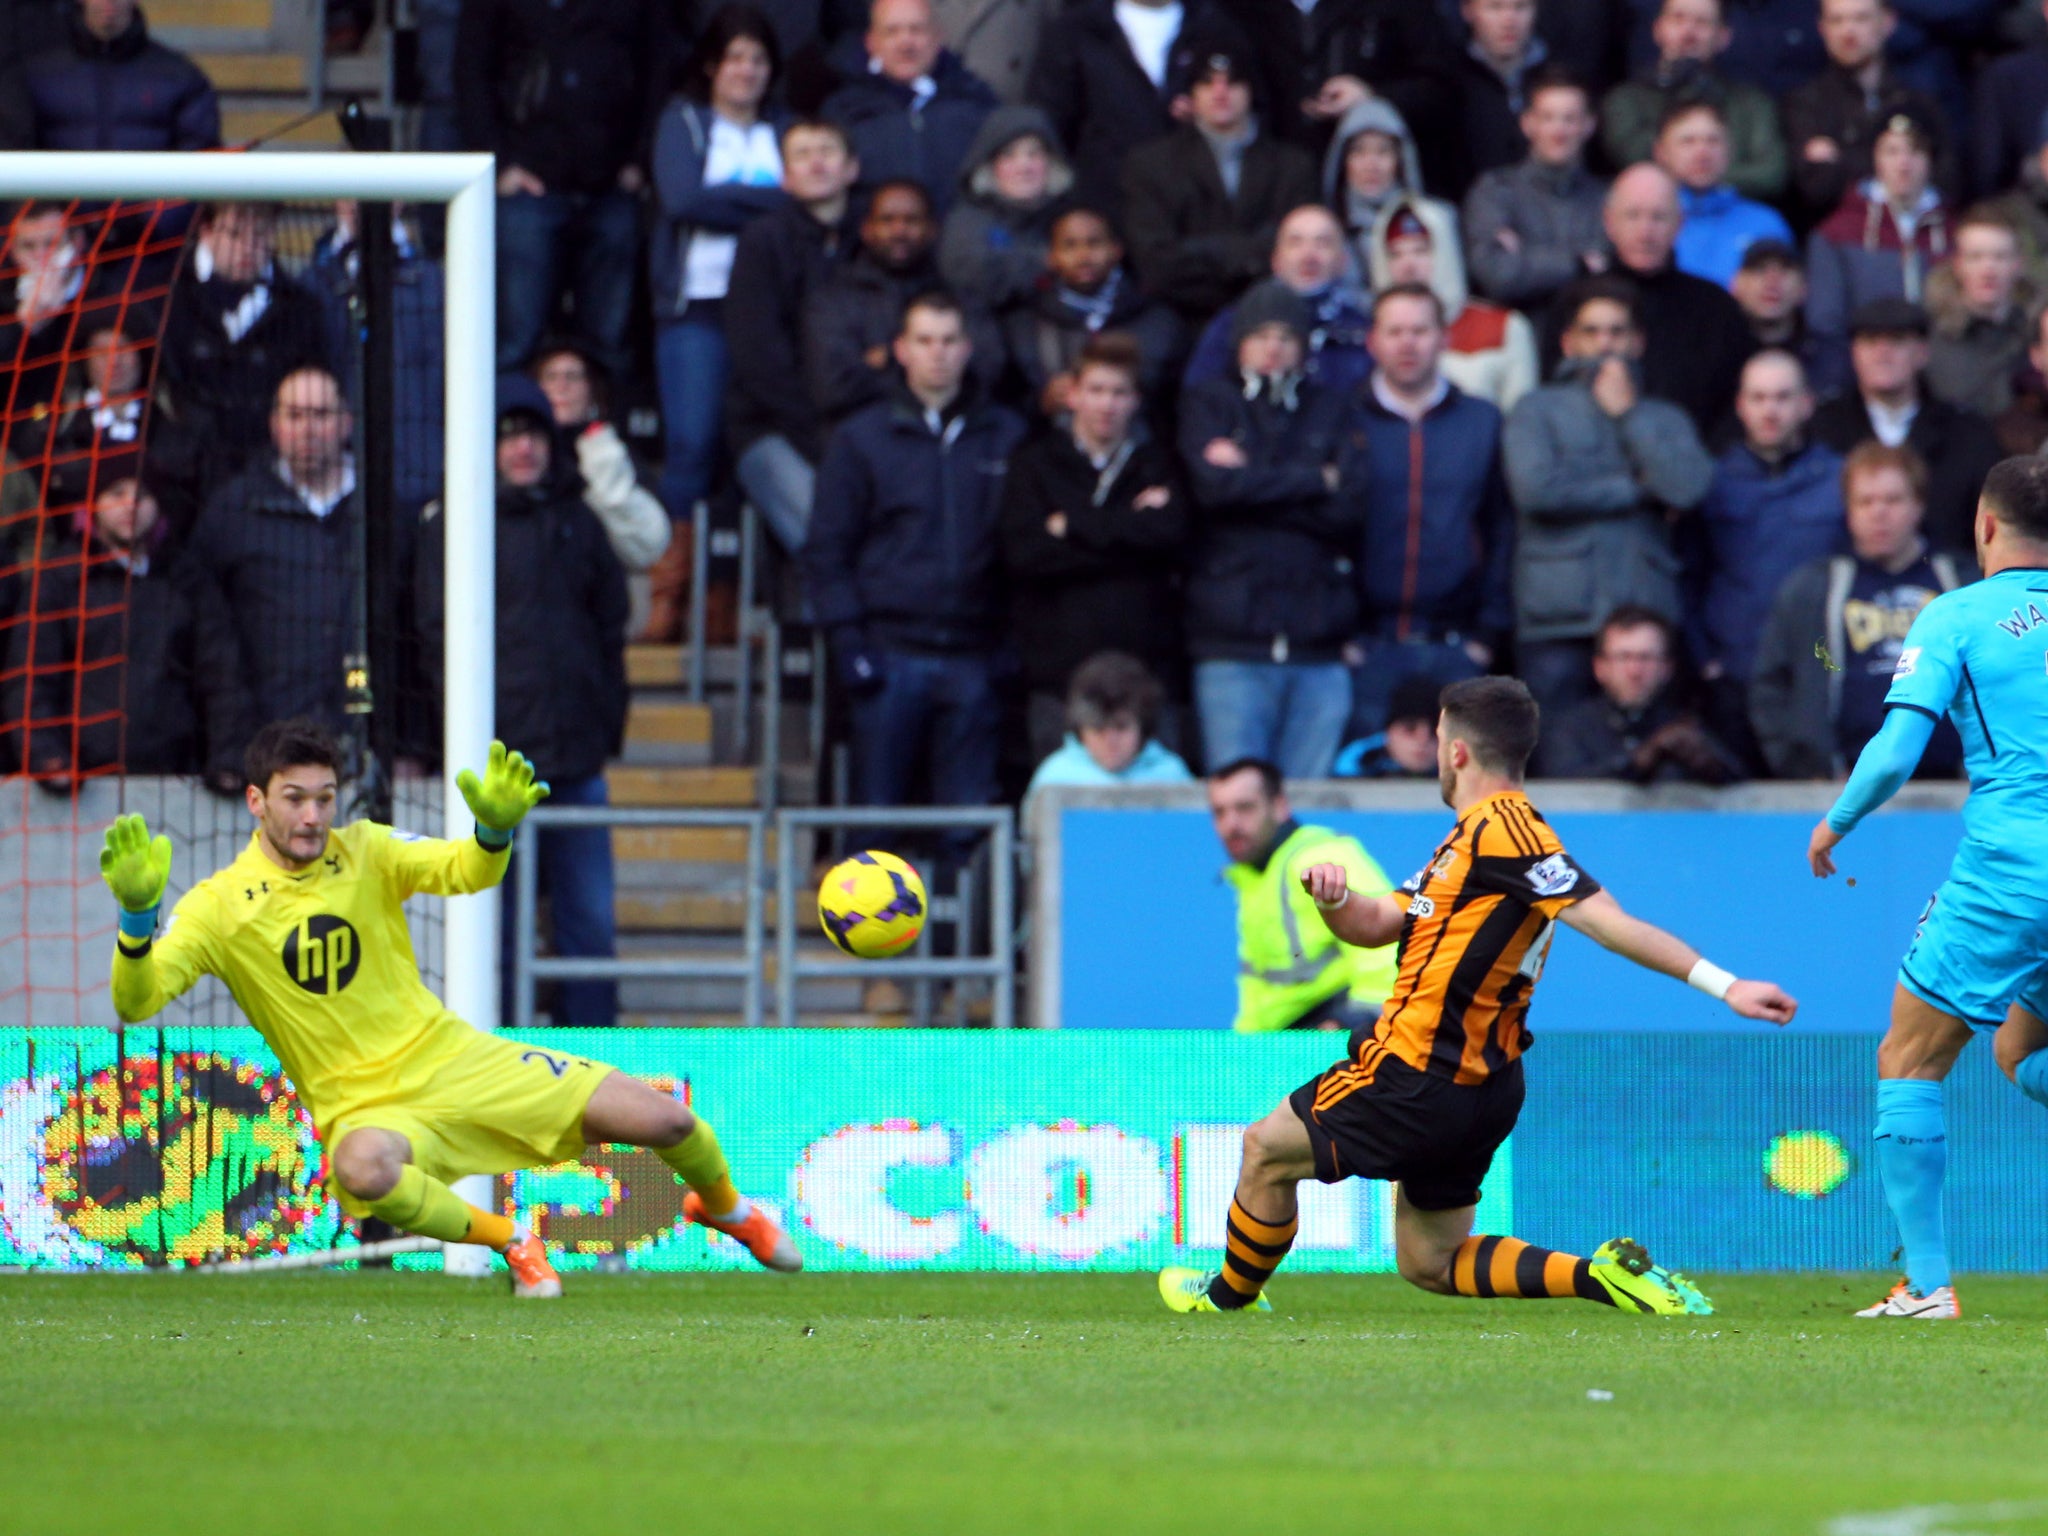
[{"x1": 11, "y1": 0, "x2": 2048, "y2": 842}]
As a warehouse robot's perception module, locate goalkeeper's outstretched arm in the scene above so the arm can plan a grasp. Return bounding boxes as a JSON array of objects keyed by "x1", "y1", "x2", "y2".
[
  {"x1": 101, "y1": 814, "x2": 211, "y2": 1023},
  {"x1": 384, "y1": 741, "x2": 554, "y2": 898},
  {"x1": 1560, "y1": 890, "x2": 1798, "y2": 1025}
]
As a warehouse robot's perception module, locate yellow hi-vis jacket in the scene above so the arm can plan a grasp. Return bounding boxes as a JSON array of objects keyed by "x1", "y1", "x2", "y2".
[{"x1": 1223, "y1": 820, "x2": 1398, "y2": 1033}]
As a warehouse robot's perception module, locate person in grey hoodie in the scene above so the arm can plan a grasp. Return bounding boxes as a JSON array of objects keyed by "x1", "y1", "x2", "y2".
[
  {"x1": 1502, "y1": 275, "x2": 1713, "y2": 718},
  {"x1": 938, "y1": 105, "x2": 1076, "y2": 311},
  {"x1": 1320, "y1": 96, "x2": 1454, "y2": 283}
]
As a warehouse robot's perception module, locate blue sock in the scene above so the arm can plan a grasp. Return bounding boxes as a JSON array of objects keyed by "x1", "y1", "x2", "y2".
[
  {"x1": 2015, "y1": 1049, "x2": 2048, "y2": 1109},
  {"x1": 1874, "y1": 1078, "x2": 1950, "y2": 1293}
]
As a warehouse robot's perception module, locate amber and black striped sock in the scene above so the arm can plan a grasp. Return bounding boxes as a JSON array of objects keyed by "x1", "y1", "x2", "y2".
[
  {"x1": 1207, "y1": 1198, "x2": 1297, "y2": 1309},
  {"x1": 1450, "y1": 1235, "x2": 1612, "y2": 1303}
]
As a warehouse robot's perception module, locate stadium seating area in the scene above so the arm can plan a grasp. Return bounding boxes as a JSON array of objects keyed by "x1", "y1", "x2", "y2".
[{"x1": 2, "y1": 0, "x2": 2044, "y2": 1020}]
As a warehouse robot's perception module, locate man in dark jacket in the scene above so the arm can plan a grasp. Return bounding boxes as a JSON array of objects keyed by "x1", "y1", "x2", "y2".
[
  {"x1": 153, "y1": 203, "x2": 334, "y2": 537},
  {"x1": 822, "y1": 0, "x2": 998, "y2": 215},
  {"x1": 1689, "y1": 350, "x2": 1844, "y2": 767},
  {"x1": 997, "y1": 205, "x2": 1184, "y2": 423},
  {"x1": 1027, "y1": 0, "x2": 1249, "y2": 215},
  {"x1": 454, "y1": 0, "x2": 664, "y2": 376},
  {"x1": 1506, "y1": 276, "x2": 1715, "y2": 718},
  {"x1": 1730, "y1": 238, "x2": 1845, "y2": 396},
  {"x1": 1809, "y1": 295, "x2": 2000, "y2": 555},
  {"x1": 1000, "y1": 331, "x2": 1186, "y2": 759},
  {"x1": 1119, "y1": 41, "x2": 1318, "y2": 321},
  {"x1": 6, "y1": 467, "x2": 245, "y2": 789},
  {"x1": 189, "y1": 367, "x2": 363, "y2": 736},
  {"x1": 1749, "y1": 439, "x2": 1966, "y2": 779},
  {"x1": 804, "y1": 178, "x2": 1003, "y2": 429},
  {"x1": 1342, "y1": 282, "x2": 1513, "y2": 732},
  {"x1": 0, "y1": 0, "x2": 218, "y2": 151},
  {"x1": 1531, "y1": 604, "x2": 1743, "y2": 782},
  {"x1": 1539, "y1": 163, "x2": 1754, "y2": 441},
  {"x1": 1180, "y1": 204, "x2": 1371, "y2": 399},
  {"x1": 1601, "y1": 0, "x2": 1786, "y2": 199},
  {"x1": 1971, "y1": 8, "x2": 2048, "y2": 195},
  {"x1": 1215, "y1": 0, "x2": 1460, "y2": 186},
  {"x1": 1781, "y1": 0, "x2": 1955, "y2": 223},
  {"x1": 1449, "y1": 0, "x2": 1550, "y2": 199},
  {"x1": 1179, "y1": 281, "x2": 1361, "y2": 778},
  {"x1": 417, "y1": 374, "x2": 629, "y2": 1026},
  {"x1": 724, "y1": 118, "x2": 863, "y2": 552},
  {"x1": 803, "y1": 291, "x2": 1027, "y2": 811}
]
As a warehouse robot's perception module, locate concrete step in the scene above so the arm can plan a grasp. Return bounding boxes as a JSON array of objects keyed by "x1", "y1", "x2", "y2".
[
  {"x1": 223, "y1": 107, "x2": 346, "y2": 148},
  {"x1": 155, "y1": 0, "x2": 274, "y2": 28},
  {"x1": 606, "y1": 764, "x2": 757, "y2": 807},
  {"x1": 612, "y1": 889, "x2": 817, "y2": 930},
  {"x1": 621, "y1": 700, "x2": 712, "y2": 767},
  {"x1": 196, "y1": 51, "x2": 305, "y2": 92},
  {"x1": 612, "y1": 825, "x2": 763, "y2": 864}
]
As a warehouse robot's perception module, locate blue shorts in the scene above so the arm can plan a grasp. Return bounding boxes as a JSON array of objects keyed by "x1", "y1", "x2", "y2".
[{"x1": 1897, "y1": 877, "x2": 2048, "y2": 1030}]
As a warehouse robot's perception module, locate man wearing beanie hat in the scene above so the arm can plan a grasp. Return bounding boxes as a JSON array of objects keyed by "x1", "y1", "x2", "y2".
[
  {"x1": 1180, "y1": 204, "x2": 1371, "y2": 396},
  {"x1": 414, "y1": 370, "x2": 629, "y2": 1026},
  {"x1": 1121, "y1": 39, "x2": 1316, "y2": 318},
  {"x1": 1179, "y1": 278, "x2": 1363, "y2": 778}
]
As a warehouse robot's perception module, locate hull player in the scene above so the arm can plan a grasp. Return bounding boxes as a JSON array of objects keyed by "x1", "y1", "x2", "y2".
[
  {"x1": 100, "y1": 718, "x2": 800, "y2": 1295},
  {"x1": 1809, "y1": 456, "x2": 2048, "y2": 1320},
  {"x1": 1160, "y1": 677, "x2": 1797, "y2": 1317}
]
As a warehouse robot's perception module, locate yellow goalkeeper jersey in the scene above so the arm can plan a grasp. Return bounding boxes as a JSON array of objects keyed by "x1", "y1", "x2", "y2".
[{"x1": 110, "y1": 821, "x2": 511, "y2": 1127}]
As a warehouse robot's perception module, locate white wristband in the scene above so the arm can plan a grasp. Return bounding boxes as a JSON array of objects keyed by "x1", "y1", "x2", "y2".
[
  {"x1": 1687, "y1": 959, "x2": 1736, "y2": 1001},
  {"x1": 1313, "y1": 889, "x2": 1352, "y2": 912}
]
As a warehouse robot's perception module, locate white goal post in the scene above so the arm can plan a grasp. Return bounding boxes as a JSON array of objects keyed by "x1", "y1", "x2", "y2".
[{"x1": 0, "y1": 151, "x2": 499, "y2": 1274}]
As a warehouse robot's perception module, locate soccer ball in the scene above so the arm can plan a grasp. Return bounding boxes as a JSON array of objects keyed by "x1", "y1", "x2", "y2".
[{"x1": 817, "y1": 850, "x2": 927, "y2": 958}]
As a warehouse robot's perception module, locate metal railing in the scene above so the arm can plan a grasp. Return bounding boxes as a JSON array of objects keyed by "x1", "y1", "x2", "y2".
[
  {"x1": 509, "y1": 804, "x2": 769, "y2": 1027},
  {"x1": 774, "y1": 807, "x2": 1016, "y2": 1030}
]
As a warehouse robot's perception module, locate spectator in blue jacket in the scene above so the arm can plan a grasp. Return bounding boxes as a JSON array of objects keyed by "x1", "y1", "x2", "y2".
[
  {"x1": 822, "y1": 0, "x2": 998, "y2": 215},
  {"x1": 1180, "y1": 205, "x2": 1372, "y2": 399},
  {"x1": 1689, "y1": 349, "x2": 1844, "y2": 767},
  {"x1": 1340, "y1": 281, "x2": 1514, "y2": 734},
  {"x1": 0, "y1": 0, "x2": 218, "y2": 151},
  {"x1": 803, "y1": 291, "x2": 1027, "y2": 812},
  {"x1": 1653, "y1": 99, "x2": 1792, "y2": 291},
  {"x1": 650, "y1": 4, "x2": 791, "y2": 527}
]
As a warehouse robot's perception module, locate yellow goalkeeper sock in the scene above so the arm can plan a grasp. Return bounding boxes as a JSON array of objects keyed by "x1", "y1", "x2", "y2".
[
  {"x1": 366, "y1": 1164, "x2": 517, "y2": 1249},
  {"x1": 656, "y1": 1117, "x2": 742, "y2": 1217}
]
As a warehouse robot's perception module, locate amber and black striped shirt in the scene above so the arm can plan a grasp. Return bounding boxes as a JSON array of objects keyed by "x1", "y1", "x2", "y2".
[{"x1": 1354, "y1": 790, "x2": 1598, "y2": 1086}]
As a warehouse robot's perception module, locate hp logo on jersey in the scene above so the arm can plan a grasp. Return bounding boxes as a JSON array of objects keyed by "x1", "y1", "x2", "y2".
[{"x1": 284, "y1": 914, "x2": 361, "y2": 995}]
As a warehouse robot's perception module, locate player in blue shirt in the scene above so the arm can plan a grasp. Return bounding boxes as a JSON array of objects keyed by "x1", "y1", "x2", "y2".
[{"x1": 1809, "y1": 455, "x2": 2048, "y2": 1320}]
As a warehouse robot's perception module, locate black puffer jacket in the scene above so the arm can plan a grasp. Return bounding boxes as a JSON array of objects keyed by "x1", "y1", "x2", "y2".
[
  {"x1": 803, "y1": 250, "x2": 1007, "y2": 429},
  {"x1": 6, "y1": 533, "x2": 246, "y2": 777},
  {"x1": 417, "y1": 470, "x2": 629, "y2": 785},
  {"x1": 189, "y1": 465, "x2": 362, "y2": 736},
  {"x1": 0, "y1": 9, "x2": 218, "y2": 151},
  {"x1": 453, "y1": 0, "x2": 664, "y2": 193},
  {"x1": 803, "y1": 379, "x2": 1029, "y2": 654},
  {"x1": 723, "y1": 198, "x2": 861, "y2": 462},
  {"x1": 1178, "y1": 373, "x2": 1361, "y2": 664}
]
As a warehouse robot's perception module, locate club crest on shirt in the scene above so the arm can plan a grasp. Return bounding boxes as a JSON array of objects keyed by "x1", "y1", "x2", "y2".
[
  {"x1": 283, "y1": 914, "x2": 361, "y2": 996},
  {"x1": 1428, "y1": 848, "x2": 1458, "y2": 881},
  {"x1": 1525, "y1": 853, "x2": 1578, "y2": 897}
]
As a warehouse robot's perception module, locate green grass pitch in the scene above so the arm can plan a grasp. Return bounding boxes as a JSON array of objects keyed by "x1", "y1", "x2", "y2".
[{"x1": 4, "y1": 1271, "x2": 2046, "y2": 1535}]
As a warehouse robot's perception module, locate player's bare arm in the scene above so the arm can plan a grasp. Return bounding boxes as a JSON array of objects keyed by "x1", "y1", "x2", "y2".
[
  {"x1": 1561, "y1": 889, "x2": 1798, "y2": 1025},
  {"x1": 1298, "y1": 861, "x2": 1406, "y2": 948}
]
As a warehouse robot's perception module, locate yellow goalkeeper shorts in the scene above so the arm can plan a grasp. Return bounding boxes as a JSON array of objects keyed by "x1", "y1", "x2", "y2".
[{"x1": 322, "y1": 1031, "x2": 612, "y2": 1217}]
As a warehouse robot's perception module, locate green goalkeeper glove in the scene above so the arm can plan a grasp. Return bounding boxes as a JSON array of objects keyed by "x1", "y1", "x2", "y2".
[
  {"x1": 100, "y1": 814, "x2": 172, "y2": 936},
  {"x1": 457, "y1": 740, "x2": 550, "y2": 847}
]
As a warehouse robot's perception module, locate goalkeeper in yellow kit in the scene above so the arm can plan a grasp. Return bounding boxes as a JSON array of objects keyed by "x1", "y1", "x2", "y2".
[{"x1": 100, "y1": 718, "x2": 800, "y2": 1296}]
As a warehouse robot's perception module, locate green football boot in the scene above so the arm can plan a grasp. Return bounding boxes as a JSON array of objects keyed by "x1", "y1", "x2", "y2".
[
  {"x1": 1589, "y1": 1237, "x2": 1714, "y2": 1315},
  {"x1": 1157, "y1": 1266, "x2": 1274, "y2": 1314}
]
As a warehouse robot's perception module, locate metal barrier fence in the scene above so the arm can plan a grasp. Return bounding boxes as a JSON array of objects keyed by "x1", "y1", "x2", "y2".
[
  {"x1": 775, "y1": 807, "x2": 1016, "y2": 1031},
  {"x1": 507, "y1": 802, "x2": 1016, "y2": 1028},
  {"x1": 509, "y1": 804, "x2": 769, "y2": 1028}
]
